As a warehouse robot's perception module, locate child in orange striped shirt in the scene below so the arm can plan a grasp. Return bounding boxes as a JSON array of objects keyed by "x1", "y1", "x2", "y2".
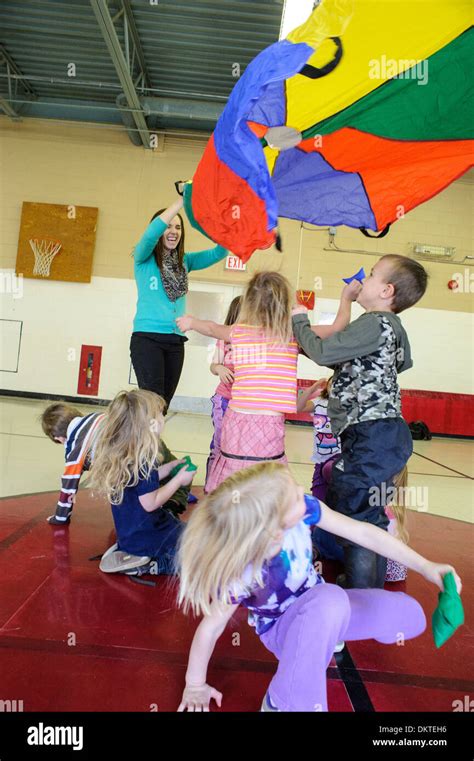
[{"x1": 178, "y1": 272, "x2": 358, "y2": 492}]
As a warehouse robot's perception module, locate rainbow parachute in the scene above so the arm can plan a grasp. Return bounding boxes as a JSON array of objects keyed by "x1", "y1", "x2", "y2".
[{"x1": 183, "y1": 0, "x2": 473, "y2": 262}]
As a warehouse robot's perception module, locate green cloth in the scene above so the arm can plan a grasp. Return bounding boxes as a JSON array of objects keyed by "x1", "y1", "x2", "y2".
[
  {"x1": 432, "y1": 572, "x2": 464, "y2": 648},
  {"x1": 303, "y1": 28, "x2": 473, "y2": 141},
  {"x1": 183, "y1": 181, "x2": 210, "y2": 239},
  {"x1": 169, "y1": 455, "x2": 197, "y2": 479}
]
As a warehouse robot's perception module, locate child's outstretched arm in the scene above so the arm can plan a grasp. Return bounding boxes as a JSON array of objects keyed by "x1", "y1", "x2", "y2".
[
  {"x1": 178, "y1": 601, "x2": 238, "y2": 712},
  {"x1": 292, "y1": 310, "x2": 382, "y2": 368},
  {"x1": 311, "y1": 281, "x2": 362, "y2": 339},
  {"x1": 317, "y1": 503, "x2": 462, "y2": 593},
  {"x1": 139, "y1": 467, "x2": 195, "y2": 512},
  {"x1": 176, "y1": 315, "x2": 231, "y2": 342}
]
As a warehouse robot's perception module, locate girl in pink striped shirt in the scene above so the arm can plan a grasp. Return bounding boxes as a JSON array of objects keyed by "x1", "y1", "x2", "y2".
[{"x1": 178, "y1": 272, "x2": 356, "y2": 492}]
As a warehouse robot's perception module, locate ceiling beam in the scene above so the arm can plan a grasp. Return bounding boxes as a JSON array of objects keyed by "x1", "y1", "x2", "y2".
[
  {"x1": 119, "y1": 0, "x2": 151, "y2": 91},
  {"x1": 0, "y1": 95, "x2": 21, "y2": 120},
  {"x1": 89, "y1": 0, "x2": 151, "y2": 147},
  {"x1": 0, "y1": 45, "x2": 37, "y2": 121}
]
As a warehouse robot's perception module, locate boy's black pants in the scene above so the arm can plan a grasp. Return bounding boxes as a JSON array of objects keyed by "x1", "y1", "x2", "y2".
[{"x1": 325, "y1": 417, "x2": 413, "y2": 589}]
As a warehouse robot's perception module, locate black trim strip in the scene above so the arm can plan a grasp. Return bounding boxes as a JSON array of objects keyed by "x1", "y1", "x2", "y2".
[
  {"x1": 0, "y1": 389, "x2": 110, "y2": 406},
  {"x1": 1, "y1": 391, "x2": 472, "y2": 442},
  {"x1": 221, "y1": 450, "x2": 285, "y2": 462},
  {"x1": 0, "y1": 506, "x2": 52, "y2": 553},
  {"x1": 335, "y1": 646, "x2": 375, "y2": 712},
  {"x1": 359, "y1": 224, "x2": 391, "y2": 239},
  {"x1": 299, "y1": 37, "x2": 343, "y2": 79},
  {"x1": 1, "y1": 634, "x2": 468, "y2": 696}
]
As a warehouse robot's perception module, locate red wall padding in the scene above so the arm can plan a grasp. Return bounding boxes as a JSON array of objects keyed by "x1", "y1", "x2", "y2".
[
  {"x1": 401, "y1": 390, "x2": 474, "y2": 437},
  {"x1": 287, "y1": 381, "x2": 473, "y2": 437}
]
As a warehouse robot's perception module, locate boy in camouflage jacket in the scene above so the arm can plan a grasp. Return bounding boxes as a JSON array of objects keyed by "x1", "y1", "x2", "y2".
[{"x1": 292, "y1": 255, "x2": 428, "y2": 589}]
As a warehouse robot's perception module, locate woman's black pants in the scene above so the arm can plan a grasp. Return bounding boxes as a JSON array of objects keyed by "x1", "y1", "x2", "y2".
[{"x1": 130, "y1": 332, "x2": 185, "y2": 412}]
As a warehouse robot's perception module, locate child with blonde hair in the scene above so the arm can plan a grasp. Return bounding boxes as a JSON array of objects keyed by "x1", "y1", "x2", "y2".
[
  {"x1": 177, "y1": 462, "x2": 461, "y2": 712},
  {"x1": 41, "y1": 400, "x2": 191, "y2": 526},
  {"x1": 89, "y1": 389, "x2": 195, "y2": 574},
  {"x1": 177, "y1": 273, "x2": 358, "y2": 491}
]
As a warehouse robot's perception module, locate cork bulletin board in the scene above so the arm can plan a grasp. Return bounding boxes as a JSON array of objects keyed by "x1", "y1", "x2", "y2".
[{"x1": 15, "y1": 201, "x2": 98, "y2": 283}]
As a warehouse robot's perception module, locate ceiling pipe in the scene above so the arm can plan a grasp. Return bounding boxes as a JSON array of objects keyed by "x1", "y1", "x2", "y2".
[{"x1": 116, "y1": 93, "x2": 223, "y2": 146}]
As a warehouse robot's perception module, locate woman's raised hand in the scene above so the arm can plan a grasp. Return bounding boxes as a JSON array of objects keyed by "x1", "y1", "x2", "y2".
[{"x1": 178, "y1": 683, "x2": 223, "y2": 712}]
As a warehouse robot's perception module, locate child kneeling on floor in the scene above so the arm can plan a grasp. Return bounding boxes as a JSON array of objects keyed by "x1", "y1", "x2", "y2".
[
  {"x1": 89, "y1": 389, "x2": 195, "y2": 575},
  {"x1": 177, "y1": 462, "x2": 461, "y2": 712},
  {"x1": 41, "y1": 401, "x2": 191, "y2": 525}
]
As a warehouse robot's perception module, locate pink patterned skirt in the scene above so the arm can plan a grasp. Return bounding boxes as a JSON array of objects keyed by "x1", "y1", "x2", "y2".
[{"x1": 205, "y1": 409, "x2": 287, "y2": 493}]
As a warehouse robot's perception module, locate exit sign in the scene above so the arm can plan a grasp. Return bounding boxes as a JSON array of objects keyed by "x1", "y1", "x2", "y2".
[{"x1": 225, "y1": 255, "x2": 246, "y2": 271}]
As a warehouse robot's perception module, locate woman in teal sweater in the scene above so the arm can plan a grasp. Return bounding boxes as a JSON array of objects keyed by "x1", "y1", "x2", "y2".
[{"x1": 131, "y1": 196, "x2": 227, "y2": 411}]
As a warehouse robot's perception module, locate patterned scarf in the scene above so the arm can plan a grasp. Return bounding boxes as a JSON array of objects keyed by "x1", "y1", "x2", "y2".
[{"x1": 160, "y1": 249, "x2": 188, "y2": 302}]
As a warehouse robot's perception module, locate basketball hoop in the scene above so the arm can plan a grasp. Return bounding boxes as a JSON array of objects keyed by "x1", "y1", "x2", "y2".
[{"x1": 29, "y1": 238, "x2": 62, "y2": 277}]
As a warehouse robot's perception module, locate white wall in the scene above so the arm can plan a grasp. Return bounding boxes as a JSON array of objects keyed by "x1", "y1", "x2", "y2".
[
  {"x1": 0, "y1": 270, "x2": 243, "y2": 407},
  {"x1": 299, "y1": 299, "x2": 474, "y2": 393},
  {"x1": 1, "y1": 269, "x2": 472, "y2": 404}
]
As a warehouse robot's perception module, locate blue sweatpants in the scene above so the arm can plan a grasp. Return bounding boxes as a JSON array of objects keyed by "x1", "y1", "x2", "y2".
[{"x1": 325, "y1": 417, "x2": 412, "y2": 588}]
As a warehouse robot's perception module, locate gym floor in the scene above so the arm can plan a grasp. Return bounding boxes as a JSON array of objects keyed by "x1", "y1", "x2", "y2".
[{"x1": 0, "y1": 397, "x2": 472, "y2": 712}]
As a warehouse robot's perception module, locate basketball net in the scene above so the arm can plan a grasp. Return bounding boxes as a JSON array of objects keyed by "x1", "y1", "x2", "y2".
[{"x1": 29, "y1": 239, "x2": 62, "y2": 277}]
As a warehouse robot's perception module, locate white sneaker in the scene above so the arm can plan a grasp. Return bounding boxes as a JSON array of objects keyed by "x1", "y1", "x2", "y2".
[{"x1": 260, "y1": 692, "x2": 280, "y2": 712}]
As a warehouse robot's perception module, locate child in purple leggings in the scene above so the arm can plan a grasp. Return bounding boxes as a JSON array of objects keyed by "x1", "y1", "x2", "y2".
[{"x1": 177, "y1": 462, "x2": 461, "y2": 712}]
